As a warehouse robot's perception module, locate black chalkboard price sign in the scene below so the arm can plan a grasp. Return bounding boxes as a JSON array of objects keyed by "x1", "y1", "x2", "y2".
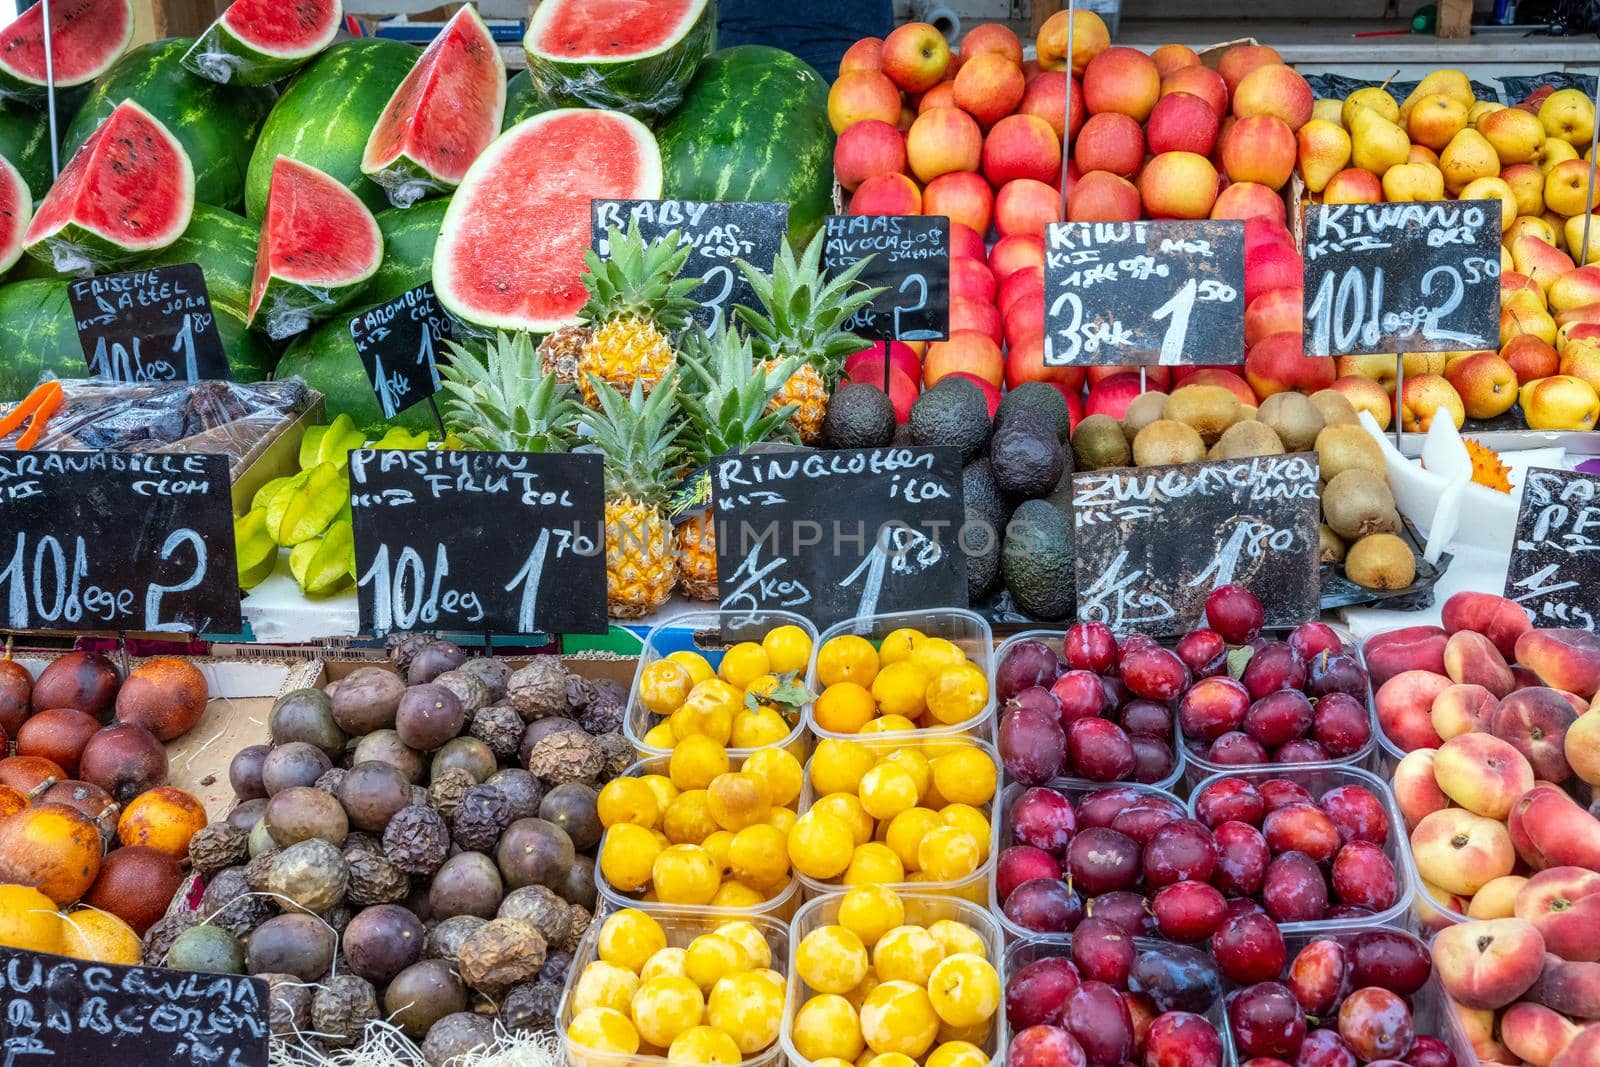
[
  {"x1": 68, "y1": 263, "x2": 231, "y2": 383},
  {"x1": 0, "y1": 946, "x2": 268, "y2": 1065},
  {"x1": 1504, "y1": 467, "x2": 1600, "y2": 630},
  {"x1": 712, "y1": 446, "x2": 966, "y2": 630},
  {"x1": 1302, "y1": 200, "x2": 1502, "y2": 357},
  {"x1": 350, "y1": 283, "x2": 454, "y2": 421},
  {"x1": 822, "y1": 214, "x2": 950, "y2": 342},
  {"x1": 1042, "y1": 220, "x2": 1245, "y2": 366},
  {"x1": 349, "y1": 449, "x2": 607, "y2": 636},
  {"x1": 1072, "y1": 454, "x2": 1322, "y2": 636},
  {"x1": 0, "y1": 451, "x2": 240, "y2": 633},
  {"x1": 591, "y1": 199, "x2": 788, "y2": 332}
]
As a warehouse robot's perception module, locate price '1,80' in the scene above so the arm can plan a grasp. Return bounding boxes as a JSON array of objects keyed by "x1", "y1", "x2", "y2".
[{"x1": 0, "y1": 529, "x2": 208, "y2": 629}]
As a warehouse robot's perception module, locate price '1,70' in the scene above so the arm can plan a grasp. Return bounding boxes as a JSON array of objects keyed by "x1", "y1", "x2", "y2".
[{"x1": 0, "y1": 529, "x2": 208, "y2": 629}]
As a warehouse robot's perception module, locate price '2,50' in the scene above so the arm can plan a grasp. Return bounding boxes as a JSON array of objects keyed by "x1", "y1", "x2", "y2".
[
  {"x1": 1306, "y1": 259, "x2": 1498, "y2": 354},
  {"x1": 0, "y1": 529, "x2": 208, "y2": 629}
]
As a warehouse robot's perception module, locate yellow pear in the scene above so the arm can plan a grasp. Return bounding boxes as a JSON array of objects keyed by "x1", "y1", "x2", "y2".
[
  {"x1": 1545, "y1": 210, "x2": 1572, "y2": 250},
  {"x1": 1348, "y1": 104, "x2": 1410, "y2": 177},
  {"x1": 1511, "y1": 233, "x2": 1576, "y2": 291},
  {"x1": 1296, "y1": 119, "x2": 1352, "y2": 193},
  {"x1": 1312, "y1": 98, "x2": 1344, "y2": 124},
  {"x1": 1382, "y1": 162, "x2": 1445, "y2": 203},
  {"x1": 1406, "y1": 94, "x2": 1468, "y2": 152},
  {"x1": 1476, "y1": 107, "x2": 1545, "y2": 166},
  {"x1": 1540, "y1": 89, "x2": 1598, "y2": 147},
  {"x1": 1502, "y1": 244, "x2": 1515, "y2": 273},
  {"x1": 1458, "y1": 176, "x2": 1517, "y2": 231},
  {"x1": 1563, "y1": 214, "x2": 1600, "y2": 265},
  {"x1": 1439, "y1": 128, "x2": 1500, "y2": 195},
  {"x1": 1400, "y1": 69, "x2": 1473, "y2": 120},
  {"x1": 1342, "y1": 87, "x2": 1398, "y2": 131},
  {"x1": 1470, "y1": 101, "x2": 1505, "y2": 125},
  {"x1": 1507, "y1": 215, "x2": 1559, "y2": 247},
  {"x1": 1533, "y1": 137, "x2": 1580, "y2": 174}
]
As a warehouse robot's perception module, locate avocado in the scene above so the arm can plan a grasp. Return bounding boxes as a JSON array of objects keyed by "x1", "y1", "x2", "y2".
[
  {"x1": 996, "y1": 381, "x2": 1070, "y2": 441},
  {"x1": 1002, "y1": 498, "x2": 1075, "y2": 620},
  {"x1": 908, "y1": 377, "x2": 991, "y2": 462},
  {"x1": 967, "y1": 524, "x2": 1001, "y2": 600},
  {"x1": 822, "y1": 382, "x2": 896, "y2": 449},
  {"x1": 989, "y1": 411, "x2": 1065, "y2": 499}
]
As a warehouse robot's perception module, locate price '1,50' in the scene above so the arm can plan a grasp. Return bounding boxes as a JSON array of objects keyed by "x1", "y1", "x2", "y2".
[{"x1": 0, "y1": 529, "x2": 208, "y2": 629}]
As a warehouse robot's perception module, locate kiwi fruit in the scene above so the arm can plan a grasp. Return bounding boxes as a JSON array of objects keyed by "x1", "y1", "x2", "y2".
[
  {"x1": 1071, "y1": 414, "x2": 1131, "y2": 470},
  {"x1": 1162, "y1": 385, "x2": 1241, "y2": 445},
  {"x1": 1257, "y1": 392, "x2": 1326, "y2": 452},
  {"x1": 1309, "y1": 389, "x2": 1360, "y2": 427},
  {"x1": 1132, "y1": 419, "x2": 1206, "y2": 467},
  {"x1": 1319, "y1": 524, "x2": 1347, "y2": 564},
  {"x1": 1322, "y1": 469, "x2": 1401, "y2": 540},
  {"x1": 1315, "y1": 424, "x2": 1386, "y2": 482},
  {"x1": 1345, "y1": 533, "x2": 1417, "y2": 589},
  {"x1": 1121, "y1": 390, "x2": 1168, "y2": 442},
  {"x1": 1212, "y1": 421, "x2": 1285, "y2": 460}
]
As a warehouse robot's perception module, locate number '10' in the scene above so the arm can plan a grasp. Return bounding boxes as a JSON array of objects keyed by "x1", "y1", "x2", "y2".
[{"x1": 1307, "y1": 266, "x2": 1385, "y2": 355}]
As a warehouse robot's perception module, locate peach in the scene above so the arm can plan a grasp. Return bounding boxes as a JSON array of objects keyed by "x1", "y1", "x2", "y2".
[
  {"x1": 949, "y1": 256, "x2": 996, "y2": 304},
  {"x1": 1138, "y1": 152, "x2": 1218, "y2": 220},
  {"x1": 1469, "y1": 875, "x2": 1530, "y2": 920},
  {"x1": 1085, "y1": 372, "x2": 1158, "y2": 420},
  {"x1": 905, "y1": 107, "x2": 983, "y2": 182},
  {"x1": 949, "y1": 221, "x2": 985, "y2": 261},
  {"x1": 952, "y1": 53, "x2": 1025, "y2": 127},
  {"x1": 850, "y1": 172, "x2": 922, "y2": 216},
  {"x1": 1211, "y1": 182, "x2": 1287, "y2": 227},
  {"x1": 1067, "y1": 170, "x2": 1140, "y2": 223},
  {"x1": 1073, "y1": 112, "x2": 1144, "y2": 178},
  {"x1": 1330, "y1": 374, "x2": 1394, "y2": 429},
  {"x1": 1005, "y1": 333, "x2": 1086, "y2": 393},
  {"x1": 1444, "y1": 629, "x2": 1516, "y2": 697},
  {"x1": 923, "y1": 171, "x2": 993, "y2": 235},
  {"x1": 1509, "y1": 783, "x2": 1567, "y2": 869},
  {"x1": 982, "y1": 113, "x2": 1061, "y2": 186},
  {"x1": 829, "y1": 70, "x2": 903, "y2": 134},
  {"x1": 1493, "y1": 687, "x2": 1579, "y2": 783},
  {"x1": 1528, "y1": 954, "x2": 1600, "y2": 1019},
  {"x1": 1082, "y1": 46, "x2": 1160, "y2": 122},
  {"x1": 1393, "y1": 748, "x2": 1450, "y2": 830},
  {"x1": 1517, "y1": 786, "x2": 1600, "y2": 871},
  {"x1": 1376, "y1": 669, "x2": 1453, "y2": 751},
  {"x1": 1216, "y1": 44, "x2": 1284, "y2": 95},
  {"x1": 1518, "y1": 628, "x2": 1600, "y2": 699},
  {"x1": 1566, "y1": 710, "x2": 1600, "y2": 786},
  {"x1": 1231, "y1": 64, "x2": 1313, "y2": 130},
  {"x1": 1182, "y1": 368, "x2": 1255, "y2": 408},
  {"x1": 1146, "y1": 91, "x2": 1219, "y2": 156},
  {"x1": 1244, "y1": 332, "x2": 1334, "y2": 399},
  {"x1": 1432, "y1": 918, "x2": 1547, "y2": 1009},
  {"x1": 1551, "y1": 1025, "x2": 1600, "y2": 1067},
  {"x1": 1323, "y1": 167, "x2": 1385, "y2": 204},
  {"x1": 1433, "y1": 732, "x2": 1535, "y2": 821},
  {"x1": 1455, "y1": 1003, "x2": 1517, "y2": 1065},
  {"x1": 1502, "y1": 1002, "x2": 1581, "y2": 1067},
  {"x1": 1516, "y1": 867, "x2": 1600, "y2": 963},
  {"x1": 1505, "y1": 334, "x2": 1562, "y2": 382},
  {"x1": 882, "y1": 22, "x2": 951, "y2": 94},
  {"x1": 1019, "y1": 71, "x2": 1081, "y2": 142},
  {"x1": 835, "y1": 120, "x2": 908, "y2": 191},
  {"x1": 923, "y1": 330, "x2": 1002, "y2": 388},
  {"x1": 1364, "y1": 625, "x2": 1448, "y2": 687},
  {"x1": 840, "y1": 38, "x2": 884, "y2": 75},
  {"x1": 1431, "y1": 683, "x2": 1497, "y2": 740},
  {"x1": 1220, "y1": 115, "x2": 1297, "y2": 190},
  {"x1": 1160, "y1": 65, "x2": 1227, "y2": 117},
  {"x1": 1399, "y1": 372, "x2": 1466, "y2": 432},
  {"x1": 988, "y1": 234, "x2": 1044, "y2": 281},
  {"x1": 1035, "y1": 8, "x2": 1108, "y2": 76},
  {"x1": 1245, "y1": 288, "x2": 1303, "y2": 347},
  {"x1": 958, "y1": 23, "x2": 1022, "y2": 65},
  {"x1": 994, "y1": 178, "x2": 1061, "y2": 237},
  {"x1": 1150, "y1": 44, "x2": 1200, "y2": 77},
  {"x1": 1444, "y1": 351, "x2": 1519, "y2": 419}
]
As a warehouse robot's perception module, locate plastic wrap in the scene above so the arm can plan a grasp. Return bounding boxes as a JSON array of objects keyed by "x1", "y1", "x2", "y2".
[{"x1": 520, "y1": 0, "x2": 716, "y2": 120}]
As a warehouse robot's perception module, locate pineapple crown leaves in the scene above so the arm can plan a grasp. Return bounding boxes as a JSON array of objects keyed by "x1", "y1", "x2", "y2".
[
  {"x1": 438, "y1": 332, "x2": 581, "y2": 453},
  {"x1": 576, "y1": 370, "x2": 686, "y2": 506},
  {"x1": 579, "y1": 218, "x2": 704, "y2": 335},
  {"x1": 733, "y1": 230, "x2": 885, "y2": 378},
  {"x1": 677, "y1": 323, "x2": 801, "y2": 464}
]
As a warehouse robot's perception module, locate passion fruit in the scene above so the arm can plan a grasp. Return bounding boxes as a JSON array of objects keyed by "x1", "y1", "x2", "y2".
[
  {"x1": 555, "y1": 854, "x2": 598, "y2": 909},
  {"x1": 423, "y1": 1012, "x2": 495, "y2": 1067},
  {"x1": 425, "y1": 915, "x2": 485, "y2": 965},
  {"x1": 80, "y1": 845, "x2": 182, "y2": 933},
  {"x1": 227, "y1": 798, "x2": 269, "y2": 832},
  {"x1": 229, "y1": 744, "x2": 271, "y2": 801},
  {"x1": 329, "y1": 667, "x2": 407, "y2": 734},
  {"x1": 31, "y1": 651, "x2": 119, "y2": 719},
  {"x1": 539, "y1": 783, "x2": 601, "y2": 852},
  {"x1": 261, "y1": 742, "x2": 333, "y2": 796},
  {"x1": 430, "y1": 737, "x2": 496, "y2": 784},
  {"x1": 384, "y1": 959, "x2": 468, "y2": 1038},
  {"x1": 114, "y1": 657, "x2": 208, "y2": 741},
  {"x1": 36, "y1": 780, "x2": 116, "y2": 824},
  {"x1": 337, "y1": 761, "x2": 413, "y2": 833},
  {"x1": 0, "y1": 754, "x2": 65, "y2": 793},
  {"x1": 344, "y1": 903, "x2": 425, "y2": 984},
  {"x1": 0, "y1": 660, "x2": 33, "y2": 737},
  {"x1": 166, "y1": 924, "x2": 245, "y2": 974},
  {"x1": 396, "y1": 685, "x2": 465, "y2": 752},
  {"x1": 494, "y1": 817, "x2": 575, "y2": 891},
  {"x1": 247, "y1": 913, "x2": 337, "y2": 981},
  {"x1": 428, "y1": 852, "x2": 503, "y2": 920},
  {"x1": 16, "y1": 708, "x2": 101, "y2": 777},
  {"x1": 264, "y1": 786, "x2": 349, "y2": 848},
  {"x1": 406, "y1": 641, "x2": 467, "y2": 686},
  {"x1": 78, "y1": 723, "x2": 168, "y2": 804},
  {"x1": 352, "y1": 730, "x2": 425, "y2": 784},
  {"x1": 268, "y1": 689, "x2": 346, "y2": 758},
  {"x1": 484, "y1": 768, "x2": 544, "y2": 821}
]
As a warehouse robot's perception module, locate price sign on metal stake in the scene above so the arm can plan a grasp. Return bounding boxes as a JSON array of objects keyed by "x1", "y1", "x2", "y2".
[{"x1": 822, "y1": 215, "x2": 950, "y2": 342}]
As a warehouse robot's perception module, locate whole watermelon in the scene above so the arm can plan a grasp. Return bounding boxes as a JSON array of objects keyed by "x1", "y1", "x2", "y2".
[
  {"x1": 64, "y1": 38, "x2": 276, "y2": 213},
  {"x1": 0, "y1": 95, "x2": 72, "y2": 196},
  {"x1": 246, "y1": 39, "x2": 418, "y2": 220},
  {"x1": 657, "y1": 46, "x2": 834, "y2": 246},
  {"x1": 502, "y1": 70, "x2": 551, "y2": 131}
]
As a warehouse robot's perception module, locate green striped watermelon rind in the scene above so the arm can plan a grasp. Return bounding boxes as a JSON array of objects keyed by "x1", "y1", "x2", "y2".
[
  {"x1": 502, "y1": 71, "x2": 551, "y2": 132},
  {"x1": 0, "y1": 156, "x2": 32, "y2": 275},
  {"x1": 0, "y1": 0, "x2": 134, "y2": 100},
  {"x1": 183, "y1": 0, "x2": 342, "y2": 87},
  {"x1": 656, "y1": 45, "x2": 834, "y2": 248},
  {"x1": 522, "y1": 0, "x2": 714, "y2": 120},
  {"x1": 63, "y1": 38, "x2": 276, "y2": 214}
]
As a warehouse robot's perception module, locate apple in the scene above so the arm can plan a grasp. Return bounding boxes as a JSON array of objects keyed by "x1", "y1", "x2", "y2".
[
  {"x1": 1245, "y1": 288, "x2": 1303, "y2": 347},
  {"x1": 882, "y1": 22, "x2": 951, "y2": 94},
  {"x1": 1067, "y1": 170, "x2": 1140, "y2": 223},
  {"x1": 953, "y1": 52, "x2": 1026, "y2": 127},
  {"x1": 923, "y1": 330, "x2": 1002, "y2": 388},
  {"x1": 1216, "y1": 43, "x2": 1284, "y2": 95},
  {"x1": 1138, "y1": 152, "x2": 1219, "y2": 219},
  {"x1": 1085, "y1": 372, "x2": 1160, "y2": 420},
  {"x1": 1147, "y1": 91, "x2": 1220, "y2": 156},
  {"x1": 958, "y1": 22, "x2": 1022, "y2": 65},
  {"x1": 829, "y1": 70, "x2": 902, "y2": 134},
  {"x1": 949, "y1": 256, "x2": 997, "y2": 305},
  {"x1": 989, "y1": 234, "x2": 1045, "y2": 281},
  {"x1": 995, "y1": 178, "x2": 1062, "y2": 237},
  {"x1": 1074, "y1": 112, "x2": 1144, "y2": 178},
  {"x1": 983, "y1": 113, "x2": 1061, "y2": 186},
  {"x1": 1244, "y1": 332, "x2": 1335, "y2": 398},
  {"x1": 1082, "y1": 46, "x2": 1160, "y2": 122},
  {"x1": 839, "y1": 38, "x2": 884, "y2": 75},
  {"x1": 1005, "y1": 333, "x2": 1087, "y2": 394},
  {"x1": 1019, "y1": 71, "x2": 1082, "y2": 142},
  {"x1": 850, "y1": 172, "x2": 922, "y2": 216},
  {"x1": 1211, "y1": 182, "x2": 1287, "y2": 226},
  {"x1": 1160, "y1": 65, "x2": 1227, "y2": 117},
  {"x1": 923, "y1": 171, "x2": 994, "y2": 235},
  {"x1": 1035, "y1": 8, "x2": 1109, "y2": 76},
  {"x1": 1151, "y1": 43, "x2": 1201, "y2": 77},
  {"x1": 1323, "y1": 167, "x2": 1384, "y2": 204},
  {"x1": 1231, "y1": 64, "x2": 1313, "y2": 130},
  {"x1": 835, "y1": 120, "x2": 908, "y2": 191},
  {"x1": 905, "y1": 107, "x2": 983, "y2": 182},
  {"x1": 1220, "y1": 115, "x2": 1297, "y2": 190}
]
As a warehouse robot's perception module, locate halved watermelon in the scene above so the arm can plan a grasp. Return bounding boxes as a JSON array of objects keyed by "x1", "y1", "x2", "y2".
[
  {"x1": 0, "y1": 0, "x2": 133, "y2": 100},
  {"x1": 183, "y1": 0, "x2": 342, "y2": 86},
  {"x1": 361, "y1": 6, "x2": 505, "y2": 209},
  {"x1": 523, "y1": 0, "x2": 713, "y2": 119},
  {"x1": 433, "y1": 108, "x2": 661, "y2": 333},
  {"x1": 22, "y1": 100, "x2": 194, "y2": 274},
  {"x1": 248, "y1": 156, "x2": 382, "y2": 340},
  {"x1": 0, "y1": 156, "x2": 31, "y2": 275}
]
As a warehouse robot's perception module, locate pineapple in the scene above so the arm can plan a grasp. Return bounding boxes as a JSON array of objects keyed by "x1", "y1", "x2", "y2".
[
  {"x1": 579, "y1": 372, "x2": 684, "y2": 619},
  {"x1": 736, "y1": 231, "x2": 884, "y2": 444},
  {"x1": 576, "y1": 219, "x2": 701, "y2": 409},
  {"x1": 438, "y1": 332, "x2": 581, "y2": 452},
  {"x1": 674, "y1": 325, "x2": 801, "y2": 600}
]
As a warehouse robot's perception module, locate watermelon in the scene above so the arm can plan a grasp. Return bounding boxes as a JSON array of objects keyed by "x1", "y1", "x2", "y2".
[
  {"x1": 0, "y1": 95, "x2": 74, "y2": 194},
  {"x1": 249, "y1": 157, "x2": 382, "y2": 340},
  {"x1": 361, "y1": 7, "x2": 505, "y2": 209},
  {"x1": 63, "y1": 38, "x2": 276, "y2": 213},
  {"x1": 371, "y1": 196, "x2": 448, "y2": 297},
  {"x1": 245, "y1": 38, "x2": 418, "y2": 220},
  {"x1": 0, "y1": 0, "x2": 133, "y2": 101},
  {"x1": 433, "y1": 108, "x2": 661, "y2": 333},
  {"x1": 23, "y1": 100, "x2": 195, "y2": 274},
  {"x1": 503, "y1": 71, "x2": 550, "y2": 131},
  {"x1": 657, "y1": 46, "x2": 834, "y2": 246},
  {"x1": 138, "y1": 204, "x2": 260, "y2": 318},
  {"x1": 0, "y1": 156, "x2": 30, "y2": 274},
  {"x1": 184, "y1": 0, "x2": 342, "y2": 87},
  {"x1": 523, "y1": 0, "x2": 713, "y2": 120}
]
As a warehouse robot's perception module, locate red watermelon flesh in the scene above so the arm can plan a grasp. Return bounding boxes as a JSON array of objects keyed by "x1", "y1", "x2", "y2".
[
  {"x1": 23, "y1": 100, "x2": 194, "y2": 271},
  {"x1": 433, "y1": 108, "x2": 662, "y2": 333},
  {"x1": 361, "y1": 5, "x2": 506, "y2": 205},
  {"x1": 221, "y1": 0, "x2": 342, "y2": 56},
  {"x1": 0, "y1": 0, "x2": 132, "y2": 92},
  {"x1": 0, "y1": 156, "x2": 31, "y2": 274},
  {"x1": 529, "y1": 0, "x2": 701, "y2": 59}
]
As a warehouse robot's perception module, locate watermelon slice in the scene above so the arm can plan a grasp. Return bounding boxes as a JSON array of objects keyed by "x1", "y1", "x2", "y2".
[
  {"x1": 523, "y1": 0, "x2": 714, "y2": 119},
  {"x1": 23, "y1": 100, "x2": 194, "y2": 274},
  {"x1": 0, "y1": 156, "x2": 31, "y2": 275},
  {"x1": 0, "y1": 0, "x2": 133, "y2": 100},
  {"x1": 248, "y1": 156, "x2": 383, "y2": 340},
  {"x1": 433, "y1": 108, "x2": 661, "y2": 333},
  {"x1": 183, "y1": 0, "x2": 342, "y2": 86},
  {"x1": 361, "y1": 6, "x2": 506, "y2": 209}
]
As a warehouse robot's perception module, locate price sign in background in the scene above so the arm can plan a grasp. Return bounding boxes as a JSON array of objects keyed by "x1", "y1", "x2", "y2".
[
  {"x1": 712, "y1": 446, "x2": 966, "y2": 631},
  {"x1": 1302, "y1": 200, "x2": 1502, "y2": 357},
  {"x1": 0, "y1": 946, "x2": 268, "y2": 1067},
  {"x1": 1072, "y1": 454, "x2": 1322, "y2": 636},
  {"x1": 1504, "y1": 467, "x2": 1600, "y2": 631},
  {"x1": 0, "y1": 452, "x2": 239, "y2": 634},
  {"x1": 350, "y1": 450, "x2": 607, "y2": 636},
  {"x1": 822, "y1": 215, "x2": 950, "y2": 342},
  {"x1": 592, "y1": 199, "x2": 788, "y2": 333},
  {"x1": 350, "y1": 283, "x2": 454, "y2": 420},
  {"x1": 68, "y1": 263, "x2": 231, "y2": 384},
  {"x1": 1042, "y1": 220, "x2": 1245, "y2": 366}
]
